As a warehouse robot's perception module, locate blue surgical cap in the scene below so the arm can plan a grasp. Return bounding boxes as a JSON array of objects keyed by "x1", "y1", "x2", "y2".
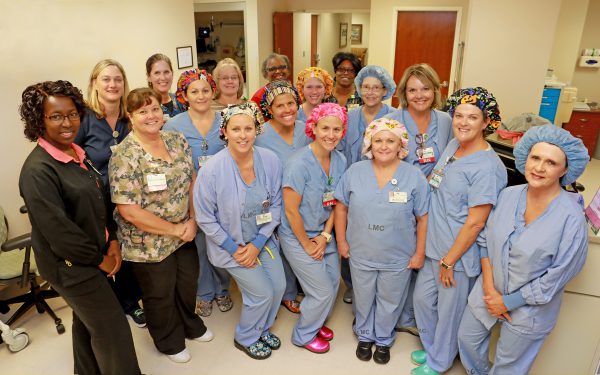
[
  {"x1": 513, "y1": 124, "x2": 589, "y2": 186},
  {"x1": 354, "y1": 65, "x2": 397, "y2": 101}
]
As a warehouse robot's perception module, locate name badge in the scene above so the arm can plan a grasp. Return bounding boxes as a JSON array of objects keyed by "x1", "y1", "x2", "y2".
[
  {"x1": 256, "y1": 212, "x2": 272, "y2": 225},
  {"x1": 418, "y1": 147, "x2": 436, "y2": 164},
  {"x1": 147, "y1": 173, "x2": 167, "y2": 192},
  {"x1": 198, "y1": 155, "x2": 212, "y2": 168},
  {"x1": 389, "y1": 191, "x2": 407, "y2": 203},
  {"x1": 322, "y1": 191, "x2": 336, "y2": 207},
  {"x1": 429, "y1": 169, "x2": 443, "y2": 189}
]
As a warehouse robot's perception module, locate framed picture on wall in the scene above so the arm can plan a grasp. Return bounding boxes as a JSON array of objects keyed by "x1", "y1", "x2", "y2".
[
  {"x1": 339, "y1": 23, "x2": 348, "y2": 48},
  {"x1": 351, "y1": 24, "x2": 362, "y2": 45},
  {"x1": 176, "y1": 46, "x2": 194, "y2": 69}
]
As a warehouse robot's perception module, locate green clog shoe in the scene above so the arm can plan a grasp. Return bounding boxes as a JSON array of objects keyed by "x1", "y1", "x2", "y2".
[
  {"x1": 410, "y1": 364, "x2": 439, "y2": 375},
  {"x1": 411, "y1": 349, "x2": 427, "y2": 365}
]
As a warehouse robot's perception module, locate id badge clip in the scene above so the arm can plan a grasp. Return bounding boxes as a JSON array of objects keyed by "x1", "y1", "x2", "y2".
[
  {"x1": 389, "y1": 179, "x2": 407, "y2": 203},
  {"x1": 256, "y1": 199, "x2": 272, "y2": 225},
  {"x1": 322, "y1": 191, "x2": 336, "y2": 207},
  {"x1": 418, "y1": 147, "x2": 436, "y2": 164},
  {"x1": 429, "y1": 169, "x2": 444, "y2": 188}
]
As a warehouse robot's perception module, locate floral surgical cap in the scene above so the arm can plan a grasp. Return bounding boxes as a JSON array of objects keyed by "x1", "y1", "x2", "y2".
[
  {"x1": 295, "y1": 67, "x2": 334, "y2": 103},
  {"x1": 362, "y1": 118, "x2": 409, "y2": 160},
  {"x1": 259, "y1": 80, "x2": 301, "y2": 120},
  {"x1": 175, "y1": 69, "x2": 216, "y2": 105}
]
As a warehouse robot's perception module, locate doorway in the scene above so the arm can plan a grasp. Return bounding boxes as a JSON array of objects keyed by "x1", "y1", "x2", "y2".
[{"x1": 392, "y1": 10, "x2": 461, "y2": 108}]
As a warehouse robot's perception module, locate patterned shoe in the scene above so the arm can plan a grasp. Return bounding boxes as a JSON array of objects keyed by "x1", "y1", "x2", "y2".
[
  {"x1": 260, "y1": 332, "x2": 281, "y2": 350},
  {"x1": 234, "y1": 339, "x2": 272, "y2": 360},
  {"x1": 195, "y1": 299, "x2": 213, "y2": 317},
  {"x1": 215, "y1": 295, "x2": 233, "y2": 312}
]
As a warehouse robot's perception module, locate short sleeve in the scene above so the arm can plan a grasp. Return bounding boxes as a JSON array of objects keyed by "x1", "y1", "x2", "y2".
[
  {"x1": 412, "y1": 172, "x2": 430, "y2": 217},
  {"x1": 334, "y1": 169, "x2": 351, "y2": 206},
  {"x1": 109, "y1": 145, "x2": 143, "y2": 205},
  {"x1": 283, "y1": 159, "x2": 308, "y2": 196},
  {"x1": 467, "y1": 159, "x2": 504, "y2": 208}
]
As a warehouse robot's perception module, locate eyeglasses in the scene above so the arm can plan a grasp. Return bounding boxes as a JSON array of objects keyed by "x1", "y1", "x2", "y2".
[
  {"x1": 219, "y1": 75, "x2": 239, "y2": 81},
  {"x1": 266, "y1": 65, "x2": 288, "y2": 73},
  {"x1": 44, "y1": 112, "x2": 80, "y2": 123},
  {"x1": 360, "y1": 85, "x2": 383, "y2": 93},
  {"x1": 336, "y1": 67, "x2": 355, "y2": 74},
  {"x1": 415, "y1": 133, "x2": 428, "y2": 158}
]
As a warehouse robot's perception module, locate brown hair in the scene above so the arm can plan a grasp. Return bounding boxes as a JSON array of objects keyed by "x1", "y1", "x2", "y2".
[
  {"x1": 145, "y1": 53, "x2": 173, "y2": 88},
  {"x1": 396, "y1": 63, "x2": 442, "y2": 109},
  {"x1": 126, "y1": 87, "x2": 161, "y2": 114}
]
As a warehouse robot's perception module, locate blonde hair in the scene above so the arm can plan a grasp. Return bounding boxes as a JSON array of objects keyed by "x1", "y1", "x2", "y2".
[
  {"x1": 212, "y1": 58, "x2": 245, "y2": 100},
  {"x1": 86, "y1": 59, "x2": 130, "y2": 118},
  {"x1": 396, "y1": 63, "x2": 442, "y2": 110}
]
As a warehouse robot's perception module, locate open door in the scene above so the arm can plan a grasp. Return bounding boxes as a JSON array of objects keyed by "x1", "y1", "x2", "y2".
[{"x1": 392, "y1": 11, "x2": 458, "y2": 108}]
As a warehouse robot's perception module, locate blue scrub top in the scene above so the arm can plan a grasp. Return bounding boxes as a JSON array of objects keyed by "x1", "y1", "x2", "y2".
[
  {"x1": 74, "y1": 108, "x2": 129, "y2": 189},
  {"x1": 279, "y1": 145, "x2": 347, "y2": 241},
  {"x1": 254, "y1": 120, "x2": 311, "y2": 163},
  {"x1": 240, "y1": 179, "x2": 270, "y2": 243},
  {"x1": 467, "y1": 185, "x2": 588, "y2": 335},
  {"x1": 163, "y1": 111, "x2": 225, "y2": 171},
  {"x1": 297, "y1": 107, "x2": 307, "y2": 123},
  {"x1": 194, "y1": 146, "x2": 283, "y2": 268},
  {"x1": 337, "y1": 104, "x2": 395, "y2": 169},
  {"x1": 334, "y1": 160, "x2": 430, "y2": 269},
  {"x1": 426, "y1": 138, "x2": 507, "y2": 277},
  {"x1": 384, "y1": 108, "x2": 453, "y2": 177}
]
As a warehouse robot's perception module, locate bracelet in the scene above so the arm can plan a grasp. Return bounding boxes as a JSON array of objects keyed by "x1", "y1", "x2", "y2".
[{"x1": 440, "y1": 258, "x2": 453, "y2": 270}]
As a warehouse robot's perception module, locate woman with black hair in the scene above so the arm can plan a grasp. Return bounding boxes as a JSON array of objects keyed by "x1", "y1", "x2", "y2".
[
  {"x1": 325, "y1": 52, "x2": 364, "y2": 110},
  {"x1": 18, "y1": 80, "x2": 141, "y2": 374}
]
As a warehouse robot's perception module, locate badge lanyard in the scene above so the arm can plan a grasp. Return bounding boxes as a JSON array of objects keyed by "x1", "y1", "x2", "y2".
[
  {"x1": 402, "y1": 109, "x2": 436, "y2": 164},
  {"x1": 198, "y1": 138, "x2": 211, "y2": 168},
  {"x1": 429, "y1": 153, "x2": 457, "y2": 189},
  {"x1": 388, "y1": 178, "x2": 408, "y2": 203},
  {"x1": 323, "y1": 175, "x2": 336, "y2": 207}
]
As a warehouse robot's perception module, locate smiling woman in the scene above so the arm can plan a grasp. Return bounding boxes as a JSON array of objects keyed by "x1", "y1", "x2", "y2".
[
  {"x1": 18, "y1": 80, "x2": 141, "y2": 374},
  {"x1": 146, "y1": 53, "x2": 187, "y2": 120}
]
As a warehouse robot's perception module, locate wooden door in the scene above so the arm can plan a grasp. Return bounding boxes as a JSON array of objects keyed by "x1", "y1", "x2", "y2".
[
  {"x1": 273, "y1": 12, "x2": 294, "y2": 74},
  {"x1": 311, "y1": 15, "x2": 319, "y2": 66},
  {"x1": 392, "y1": 11, "x2": 457, "y2": 108}
]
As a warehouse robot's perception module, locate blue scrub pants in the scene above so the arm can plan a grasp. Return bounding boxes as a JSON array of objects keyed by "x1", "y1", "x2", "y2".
[
  {"x1": 280, "y1": 249, "x2": 299, "y2": 300},
  {"x1": 413, "y1": 258, "x2": 475, "y2": 372},
  {"x1": 458, "y1": 307, "x2": 546, "y2": 375},
  {"x1": 397, "y1": 269, "x2": 418, "y2": 328},
  {"x1": 195, "y1": 230, "x2": 231, "y2": 301},
  {"x1": 351, "y1": 259, "x2": 411, "y2": 346},
  {"x1": 226, "y1": 248, "x2": 285, "y2": 346},
  {"x1": 341, "y1": 256, "x2": 352, "y2": 289},
  {"x1": 280, "y1": 236, "x2": 340, "y2": 346}
]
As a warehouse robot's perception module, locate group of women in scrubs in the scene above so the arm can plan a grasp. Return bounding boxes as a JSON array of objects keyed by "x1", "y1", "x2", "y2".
[{"x1": 16, "y1": 49, "x2": 591, "y2": 373}]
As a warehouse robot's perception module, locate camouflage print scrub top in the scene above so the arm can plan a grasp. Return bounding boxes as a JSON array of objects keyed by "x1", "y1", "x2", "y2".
[{"x1": 109, "y1": 131, "x2": 193, "y2": 263}]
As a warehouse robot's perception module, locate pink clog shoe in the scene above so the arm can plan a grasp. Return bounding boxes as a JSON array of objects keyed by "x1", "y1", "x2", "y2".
[
  {"x1": 317, "y1": 325, "x2": 334, "y2": 341},
  {"x1": 304, "y1": 336, "x2": 330, "y2": 353}
]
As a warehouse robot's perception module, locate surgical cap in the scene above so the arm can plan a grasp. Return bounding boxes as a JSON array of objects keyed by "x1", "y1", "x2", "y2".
[
  {"x1": 362, "y1": 118, "x2": 409, "y2": 160},
  {"x1": 259, "y1": 80, "x2": 301, "y2": 120},
  {"x1": 513, "y1": 124, "x2": 589, "y2": 186},
  {"x1": 354, "y1": 65, "x2": 397, "y2": 101},
  {"x1": 175, "y1": 69, "x2": 216, "y2": 105},
  {"x1": 305, "y1": 103, "x2": 348, "y2": 140},
  {"x1": 445, "y1": 87, "x2": 501, "y2": 131}
]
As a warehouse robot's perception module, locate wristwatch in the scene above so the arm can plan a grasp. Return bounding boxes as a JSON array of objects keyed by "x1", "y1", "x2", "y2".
[
  {"x1": 320, "y1": 232, "x2": 332, "y2": 243},
  {"x1": 440, "y1": 258, "x2": 453, "y2": 270}
]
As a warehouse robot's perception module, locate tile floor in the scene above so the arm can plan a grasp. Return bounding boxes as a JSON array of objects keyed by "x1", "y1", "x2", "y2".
[{"x1": 1, "y1": 159, "x2": 598, "y2": 375}]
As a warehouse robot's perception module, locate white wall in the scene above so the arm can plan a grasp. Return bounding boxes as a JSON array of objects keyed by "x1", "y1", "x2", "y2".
[
  {"x1": 350, "y1": 13, "x2": 370, "y2": 50},
  {"x1": 0, "y1": 0, "x2": 196, "y2": 236},
  {"x1": 548, "y1": 0, "x2": 589, "y2": 84},
  {"x1": 572, "y1": 0, "x2": 600, "y2": 102},
  {"x1": 293, "y1": 13, "x2": 312, "y2": 80},
  {"x1": 460, "y1": 0, "x2": 562, "y2": 120}
]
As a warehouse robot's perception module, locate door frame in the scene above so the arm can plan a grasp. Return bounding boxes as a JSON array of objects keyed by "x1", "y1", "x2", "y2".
[{"x1": 389, "y1": 6, "x2": 463, "y2": 96}]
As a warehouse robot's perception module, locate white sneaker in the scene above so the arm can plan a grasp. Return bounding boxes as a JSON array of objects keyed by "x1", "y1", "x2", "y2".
[
  {"x1": 193, "y1": 328, "x2": 214, "y2": 342},
  {"x1": 167, "y1": 348, "x2": 191, "y2": 363}
]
